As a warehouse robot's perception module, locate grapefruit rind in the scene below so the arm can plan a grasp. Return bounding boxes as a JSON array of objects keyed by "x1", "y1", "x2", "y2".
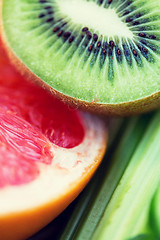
[{"x1": 0, "y1": 112, "x2": 107, "y2": 240}]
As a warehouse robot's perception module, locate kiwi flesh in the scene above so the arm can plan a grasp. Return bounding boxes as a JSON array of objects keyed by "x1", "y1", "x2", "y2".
[{"x1": 1, "y1": 0, "x2": 160, "y2": 116}]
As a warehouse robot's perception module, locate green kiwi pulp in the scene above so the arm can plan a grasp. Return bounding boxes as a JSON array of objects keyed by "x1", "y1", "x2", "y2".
[{"x1": 1, "y1": 0, "x2": 160, "y2": 115}]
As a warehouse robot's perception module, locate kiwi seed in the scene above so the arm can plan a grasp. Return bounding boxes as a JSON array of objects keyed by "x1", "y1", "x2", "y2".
[{"x1": 35, "y1": 0, "x2": 159, "y2": 75}]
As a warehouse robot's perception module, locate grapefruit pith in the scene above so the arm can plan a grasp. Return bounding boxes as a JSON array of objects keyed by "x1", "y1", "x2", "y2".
[{"x1": 0, "y1": 41, "x2": 108, "y2": 240}]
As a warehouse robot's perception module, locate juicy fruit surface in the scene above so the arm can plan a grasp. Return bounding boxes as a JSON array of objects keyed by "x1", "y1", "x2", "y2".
[
  {"x1": 0, "y1": 41, "x2": 85, "y2": 187},
  {"x1": 0, "y1": 39, "x2": 107, "y2": 240},
  {"x1": 1, "y1": 0, "x2": 160, "y2": 104},
  {"x1": 0, "y1": 109, "x2": 52, "y2": 188}
]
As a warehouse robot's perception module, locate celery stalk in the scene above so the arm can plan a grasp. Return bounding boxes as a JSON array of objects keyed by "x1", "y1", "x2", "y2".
[
  {"x1": 93, "y1": 111, "x2": 160, "y2": 240},
  {"x1": 129, "y1": 183, "x2": 160, "y2": 240},
  {"x1": 59, "y1": 113, "x2": 152, "y2": 240},
  {"x1": 148, "y1": 183, "x2": 160, "y2": 237}
]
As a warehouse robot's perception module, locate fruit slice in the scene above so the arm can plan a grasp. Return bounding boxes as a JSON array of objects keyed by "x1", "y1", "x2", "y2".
[
  {"x1": 1, "y1": 0, "x2": 160, "y2": 115},
  {"x1": 0, "y1": 41, "x2": 107, "y2": 240}
]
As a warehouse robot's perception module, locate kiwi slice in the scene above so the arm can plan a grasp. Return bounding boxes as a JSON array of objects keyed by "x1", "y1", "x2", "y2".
[{"x1": 1, "y1": 0, "x2": 160, "y2": 115}]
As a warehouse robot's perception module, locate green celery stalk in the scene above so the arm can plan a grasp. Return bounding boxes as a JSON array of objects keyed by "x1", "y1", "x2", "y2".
[
  {"x1": 128, "y1": 183, "x2": 160, "y2": 240},
  {"x1": 148, "y1": 183, "x2": 160, "y2": 237},
  {"x1": 59, "y1": 113, "x2": 153, "y2": 240},
  {"x1": 93, "y1": 111, "x2": 160, "y2": 240}
]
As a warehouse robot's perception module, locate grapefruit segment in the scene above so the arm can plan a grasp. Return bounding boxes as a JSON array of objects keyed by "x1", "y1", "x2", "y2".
[{"x1": 0, "y1": 41, "x2": 107, "y2": 240}]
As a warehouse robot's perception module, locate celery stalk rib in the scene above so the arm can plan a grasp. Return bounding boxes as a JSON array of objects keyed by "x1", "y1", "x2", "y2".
[{"x1": 93, "y1": 111, "x2": 160, "y2": 240}]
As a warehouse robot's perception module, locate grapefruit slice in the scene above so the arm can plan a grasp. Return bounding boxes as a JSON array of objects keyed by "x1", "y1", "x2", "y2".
[{"x1": 0, "y1": 41, "x2": 107, "y2": 240}]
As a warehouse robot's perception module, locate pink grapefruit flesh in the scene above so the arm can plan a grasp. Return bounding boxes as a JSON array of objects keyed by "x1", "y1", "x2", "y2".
[
  {"x1": 0, "y1": 39, "x2": 85, "y2": 188},
  {"x1": 0, "y1": 40, "x2": 107, "y2": 240}
]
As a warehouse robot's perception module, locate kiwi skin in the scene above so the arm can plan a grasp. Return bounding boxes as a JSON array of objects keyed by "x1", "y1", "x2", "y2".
[{"x1": 0, "y1": 7, "x2": 160, "y2": 117}]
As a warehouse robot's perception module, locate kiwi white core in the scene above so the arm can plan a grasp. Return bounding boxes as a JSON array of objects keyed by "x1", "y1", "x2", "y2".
[{"x1": 57, "y1": 0, "x2": 133, "y2": 39}]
